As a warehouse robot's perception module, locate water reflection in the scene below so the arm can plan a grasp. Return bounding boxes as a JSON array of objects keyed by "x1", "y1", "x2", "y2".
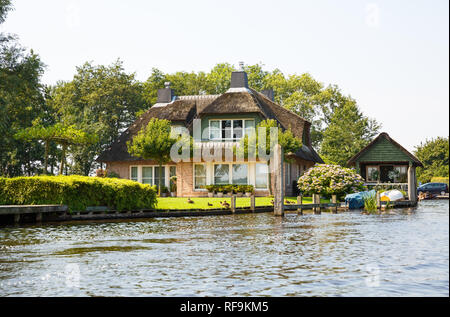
[{"x1": 0, "y1": 201, "x2": 448, "y2": 296}]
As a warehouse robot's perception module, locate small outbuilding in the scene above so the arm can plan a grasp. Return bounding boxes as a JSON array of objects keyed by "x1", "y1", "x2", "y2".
[{"x1": 347, "y1": 132, "x2": 423, "y2": 202}]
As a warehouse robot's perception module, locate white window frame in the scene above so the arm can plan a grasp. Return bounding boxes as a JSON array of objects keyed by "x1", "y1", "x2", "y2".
[
  {"x1": 129, "y1": 165, "x2": 174, "y2": 187},
  {"x1": 366, "y1": 165, "x2": 380, "y2": 183},
  {"x1": 209, "y1": 119, "x2": 255, "y2": 141},
  {"x1": 212, "y1": 162, "x2": 250, "y2": 185},
  {"x1": 193, "y1": 164, "x2": 207, "y2": 190},
  {"x1": 130, "y1": 166, "x2": 139, "y2": 182},
  {"x1": 141, "y1": 166, "x2": 154, "y2": 185},
  {"x1": 254, "y1": 163, "x2": 269, "y2": 190}
]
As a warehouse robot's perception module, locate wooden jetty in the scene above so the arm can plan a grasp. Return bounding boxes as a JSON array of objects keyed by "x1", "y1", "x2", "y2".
[{"x1": 0, "y1": 205, "x2": 68, "y2": 223}]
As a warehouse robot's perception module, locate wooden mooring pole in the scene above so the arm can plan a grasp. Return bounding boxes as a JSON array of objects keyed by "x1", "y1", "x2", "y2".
[
  {"x1": 313, "y1": 194, "x2": 321, "y2": 214},
  {"x1": 231, "y1": 195, "x2": 236, "y2": 213},
  {"x1": 297, "y1": 195, "x2": 303, "y2": 215},
  {"x1": 250, "y1": 195, "x2": 255, "y2": 212},
  {"x1": 273, "y1": 144, "x2": 284, "y2": 216},
  {"x1": 331, "y1": 195, "x2": 338, "y2": 213}
]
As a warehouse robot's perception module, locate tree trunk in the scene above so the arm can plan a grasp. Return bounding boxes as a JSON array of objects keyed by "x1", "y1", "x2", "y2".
[
  {"x1": 268, "y1": 161, "x2": 272, "y2": 196},
  {"x1": 59, "y1": 143, "x2": 67, "y2": 176},
  {"x1": 44, "y1": 140, "x2": 49, "y2": 175},
  {"x1": 158, "y1": 163, "x2": 162, "y2": 196}
]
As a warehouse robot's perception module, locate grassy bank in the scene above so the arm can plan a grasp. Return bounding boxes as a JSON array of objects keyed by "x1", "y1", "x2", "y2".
[
  {"x1": 155, "y1": 196, "x2": 329, "y2": 210},
  {"x1": 0, "y1": 175, "x2": 157, "y2": 212}
]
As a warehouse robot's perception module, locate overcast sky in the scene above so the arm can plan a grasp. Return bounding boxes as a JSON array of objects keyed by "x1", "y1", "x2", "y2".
[{"x1": 1, "y1": 0, "x2": 448, "y2": 151}]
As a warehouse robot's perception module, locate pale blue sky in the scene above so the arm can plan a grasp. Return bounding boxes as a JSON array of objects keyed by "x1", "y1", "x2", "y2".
[{"x1": 1, "y1": 0, "x2": 448, "y2": 151}]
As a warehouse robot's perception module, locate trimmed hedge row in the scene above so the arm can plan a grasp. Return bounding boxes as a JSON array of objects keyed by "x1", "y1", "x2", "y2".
[
  {"x1": 0, "y1": 175, "x2": 157, "y2": 212},
  {"x1": 430, "y1": 177, "x2": 449, "y2": 185}
]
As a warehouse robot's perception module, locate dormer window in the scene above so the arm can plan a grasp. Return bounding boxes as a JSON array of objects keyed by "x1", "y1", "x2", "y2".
[{"x1": 209, "y1": 119, "x2": 255, "y2": 140}]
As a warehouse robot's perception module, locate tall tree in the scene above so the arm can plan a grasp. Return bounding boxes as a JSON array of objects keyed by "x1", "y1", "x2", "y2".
[
  {"x1": 141, "y1": 63, "x2": 379, "y2": 150},
  {"x1": 320, "y1": 102, "x2": 380, "y2": 166},
  {"x1": 0, "y1": 0, "x2": 12, "y2": 24},
  {"x1": 50, "y1": 60, "x2": 147, "y2": 175},
  {"x1": 127, "y1": 118, "x2": 178, "y2": 195},
  {"x1": 0, "y1": 0, "x2": 47, "y2": 177},
  {"x1": 15, "y1": 123, "x2": 97, "y2": 175},
  {"x1": 415, "y1": 137, "x2": 449, "y2": 183}
]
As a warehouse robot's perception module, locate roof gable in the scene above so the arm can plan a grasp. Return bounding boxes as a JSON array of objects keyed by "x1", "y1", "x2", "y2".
[{"x1": 347, "y1": 133, "x2": 423, "y2": 167}]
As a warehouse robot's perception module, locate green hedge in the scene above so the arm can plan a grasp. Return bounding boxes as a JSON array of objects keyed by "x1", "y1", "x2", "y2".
[
  {"x1": 202, "y1": 184, "x2": 254, "y2": 194},
  {"x1": 0, "y1": 175, "x2": 157, "y2": 212},
  {"x1": 431, "y1": 177, "x2": 449, "y2": 185}
]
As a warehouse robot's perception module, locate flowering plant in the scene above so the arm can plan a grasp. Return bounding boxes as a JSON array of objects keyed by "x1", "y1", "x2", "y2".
[{"x1": 297, "y1": 164, "x2": 366, "y2": 198}]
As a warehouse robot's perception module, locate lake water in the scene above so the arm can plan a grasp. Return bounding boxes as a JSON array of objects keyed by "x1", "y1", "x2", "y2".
[{"x1": 0, "y1": 200, "x2": 448, "y2": 297}]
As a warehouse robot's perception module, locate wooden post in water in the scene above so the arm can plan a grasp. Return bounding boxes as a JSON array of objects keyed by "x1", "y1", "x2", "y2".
[
  {"x1": 231, "y1": 195, "x2": 236, "y2": 213},
  {"x1": 408, "y1": 165, "x2": 417, "y2": 203},
  {"x1": 331, "y1": 195, "x2": 338, "y2": 213},
  {"x1": 250, "y1": 194, "x2": 255, "y2": 212},
  {"x1": 273, "y1": 144, "x2": 284, "y2": 216},
  {"x1": 313, "y1": 194, "x2": 321, "y2": 214},
  {"x1": 297, "y1": 195, "x2": 303, "y2": 215}
]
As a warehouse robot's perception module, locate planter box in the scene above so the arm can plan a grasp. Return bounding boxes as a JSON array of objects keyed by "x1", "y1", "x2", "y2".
[
  {"x1": 216, "y1": 192, "x2": 224, "y2": 198},
  {"x1": 170, "y1": 192, "x2": 176, "y2": 197},
  {"x1": 236, "y1": 192, "x2": 244, "y2": 197},
  {"x1": 208, "y1": 192, "x2": 214, "y2": 198},
  {"x1": 245, "y1": 192, "x2": 253, "y2": 197}
]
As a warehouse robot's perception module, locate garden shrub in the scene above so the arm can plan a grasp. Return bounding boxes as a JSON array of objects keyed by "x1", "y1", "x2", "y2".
[
  {"x1": 297, "y1": 164, "x2": 365, "y2": 199},
  {"x1": 0, "y1": 175, "x2": 157, "y2": 212},
  {"x1": 430, "y1": 177, "x2": 449, "y2": 185},
  {"x1": 201, "y1": 184, "x2": 254, "y2": 194}
]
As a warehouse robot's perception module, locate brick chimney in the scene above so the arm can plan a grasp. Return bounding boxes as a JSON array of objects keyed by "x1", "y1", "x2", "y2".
[
  {"x1": 157, "y1": 82, "x2": 174, "y2": 103},
  {"x1": 261, "y1": 89, "x2": 274, "y2": 101},
  {"x1": 230, "y1": 62, "x2": 248, "y2": 88}
]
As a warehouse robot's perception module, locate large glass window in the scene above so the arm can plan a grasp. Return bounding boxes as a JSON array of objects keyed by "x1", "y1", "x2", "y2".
[
  {"x1": 194, "y1": 165, "x2": 206, "y2": 189},
  {"x1": 169, "y1": 166, "x2": 176, "y2": 177},
  {"x1": 221, "y1": 120, "x2": 232, "y2": 139},
  {"x1": 244, "y1": 120, "x2": 255, "y2": 137},
  {"x1": 255, "y1": 163, "x2": 268, "y2": 189},
  {"x1": 394, "y1": 166, "x2": 408, "y2": 183},
  {"x1": 131, "y1": 167, "x2": 138, "y2": 182},
  {"x1": 366, "y1": 166, "x2": 379, "y2": 182},
  {"x1": 209, "y1": 119, "x2": 254, "y2": 140},
  {"x1": 232, "y1": 164, "x2": 248, "y2": 185},
  {"x1": 154, "y1": 167, "x2": 165, "y2": 186},
  {"x1": 142, "y1": 167, "x2": 153, "y2": 185},
  {"x1": 214, "y1": 164, "x2": 230, "y2": 184},
  {"x1": 233, "y1": 120, "x2": 243, "y2": 139},
  {"x1": 209, "y1": 120, "x2": 221, "y2": 140}
]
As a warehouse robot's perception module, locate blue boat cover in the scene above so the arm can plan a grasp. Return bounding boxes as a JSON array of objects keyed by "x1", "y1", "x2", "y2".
[{"x1": 345, "y1": 190, "x2": 376, "y2": 209}]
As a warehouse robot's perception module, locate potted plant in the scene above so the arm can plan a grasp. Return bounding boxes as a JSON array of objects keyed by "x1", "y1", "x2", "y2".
[
  {"x1": 216, "y1": 185, "x2": 224, "y2": 198},
  {"x1": 160, "y1": 185, "x2": 169, "y2": 197},
  {"x1": 244, "y1": 185, "x2": 254, "y2": 197},
  {"x1": 236, "y1": 185, "x2": 244, "y2": 197},
  {"x1": 224, "y1": 185, "x2": 234, "y2": 197},
  {"x1": 204, "y1": 185, "x2": 215, "y2": 198},
  {"x1": 169, "y1": 176, "x2": 177, "y2": 197}
]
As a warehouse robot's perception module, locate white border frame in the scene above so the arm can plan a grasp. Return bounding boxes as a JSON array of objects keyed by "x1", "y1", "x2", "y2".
[{"x1": 208, "y1": 118, "x2": 255, "y2": 141}]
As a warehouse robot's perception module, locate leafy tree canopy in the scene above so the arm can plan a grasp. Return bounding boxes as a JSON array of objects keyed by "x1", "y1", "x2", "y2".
[
  {"x1": 237, "y1": 119, "x2": 302, "y2": 162},
  {"x1": 142, "y1": 62, "x2": 379, "y2": 150},
  {"x1": 127, "y1": 118, "x2": 179, "y2": 194},
  {"x1": 320, "y1": 102, "x2": 380, "y2": 166},
  {"x1": 415, "y1": 136, "x2": 449, "y2": 183}
]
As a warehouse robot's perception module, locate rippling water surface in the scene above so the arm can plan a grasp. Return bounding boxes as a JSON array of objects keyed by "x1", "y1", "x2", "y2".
[{"x1": 0, "y1": 201, "x2": 448, "y2": 296}]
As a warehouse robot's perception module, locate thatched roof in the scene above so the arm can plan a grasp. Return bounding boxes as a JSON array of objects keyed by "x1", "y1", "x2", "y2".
[
  {"x1": 97, "y1": 89, "x2": 323, "y2": 163},
  {"x1": 347, "y1": 132, "x2": 424, "y2": 167}
]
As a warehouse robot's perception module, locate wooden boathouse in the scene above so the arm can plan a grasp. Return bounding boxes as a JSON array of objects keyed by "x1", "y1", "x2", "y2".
[{"x1": 346, "y1": 132, "x2": 424, "y2": 202}]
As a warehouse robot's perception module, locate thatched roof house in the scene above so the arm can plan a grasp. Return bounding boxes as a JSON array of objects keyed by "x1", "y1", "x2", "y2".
[{"x1": 98, "y1": 69, "x2": 323, "y2": 197}]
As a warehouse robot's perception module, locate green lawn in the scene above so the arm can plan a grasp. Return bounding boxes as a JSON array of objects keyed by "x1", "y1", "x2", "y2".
[{"x1": 154, "y1": 196, "x2": 329, "y2": 210}]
